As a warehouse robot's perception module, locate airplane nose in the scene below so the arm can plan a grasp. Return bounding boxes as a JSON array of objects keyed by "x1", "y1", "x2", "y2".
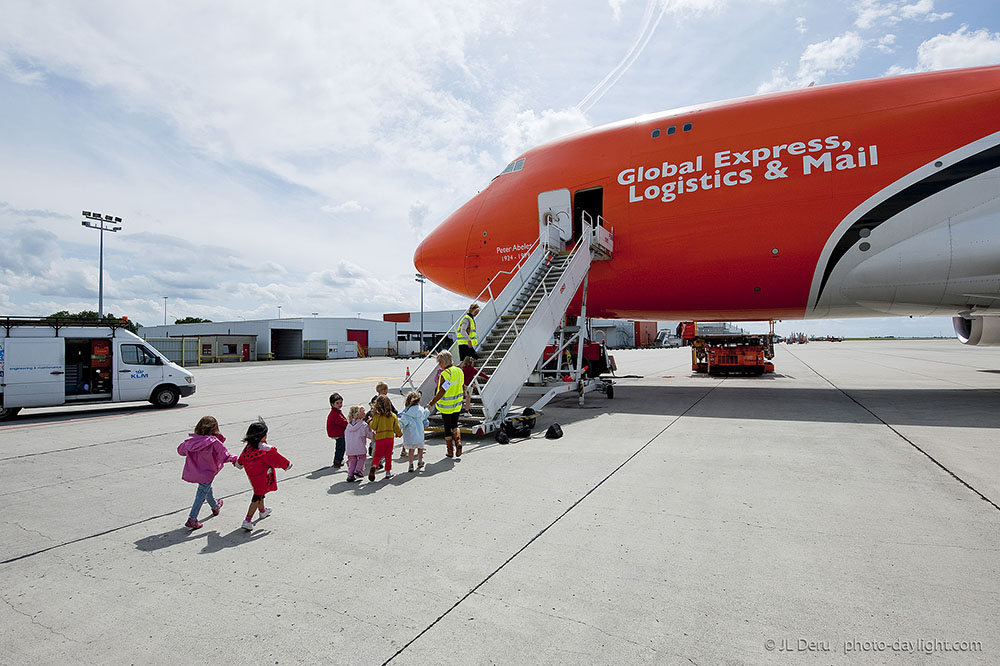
[{"x1": 413, "y1": 196, "x2": 483, "y2": 296}]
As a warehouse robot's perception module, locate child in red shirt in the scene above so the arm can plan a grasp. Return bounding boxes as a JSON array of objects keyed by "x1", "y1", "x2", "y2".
[
  {"x1": 326, "y1": 392, "x2": 347, "y2": 468},
  {"x1": 237, "y1": 418, "x2": 292, "y2": 532}
]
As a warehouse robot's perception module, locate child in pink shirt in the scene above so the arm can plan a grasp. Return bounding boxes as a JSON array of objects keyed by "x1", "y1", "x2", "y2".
[
  {"x1": 177, "y1": 415, "x2": 238, "y2": 530},
  {"x1": 343, "y1": 405, "x2": 374, "y2": 482}
]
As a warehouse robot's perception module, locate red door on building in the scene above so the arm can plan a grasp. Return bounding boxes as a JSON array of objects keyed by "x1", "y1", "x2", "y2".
[
  {"x1": 242, "y1": 344, "x2": 250, "y2": 361},
  {"x1": 346, "y1": 329, "x2": 369, "y2": 358}
]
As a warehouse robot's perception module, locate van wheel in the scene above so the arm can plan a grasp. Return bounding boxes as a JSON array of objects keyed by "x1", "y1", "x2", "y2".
[
  {"x1": 151, "y1": 386, "x2": 180, "y2": 408},
  {"x1": 0, "y1": 406, "x2": 22, "y2": 421}
]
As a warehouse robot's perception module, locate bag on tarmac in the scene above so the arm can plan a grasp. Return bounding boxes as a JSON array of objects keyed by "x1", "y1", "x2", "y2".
[
  {"x1": 545, "y1": 424, "x2": 563, "y2": 440},
  {"x1": 502, "y1": 419, "x2": 532, "y2": 439}
]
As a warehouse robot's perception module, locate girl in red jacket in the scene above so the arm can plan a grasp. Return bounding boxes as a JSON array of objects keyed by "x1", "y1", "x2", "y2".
[{"x1": 237, "y1": 418, "x2": 292, "y2": 532}]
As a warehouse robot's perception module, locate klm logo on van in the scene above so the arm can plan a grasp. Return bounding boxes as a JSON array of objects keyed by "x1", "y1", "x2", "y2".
[{"x1": 130, "y1": 370, "x2": 150, "y2": 379}]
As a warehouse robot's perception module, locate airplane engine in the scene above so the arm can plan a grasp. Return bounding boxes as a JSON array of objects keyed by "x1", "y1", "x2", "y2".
[{"x1": 952, "y1": 316, "x2": 1000, "y2": 346}]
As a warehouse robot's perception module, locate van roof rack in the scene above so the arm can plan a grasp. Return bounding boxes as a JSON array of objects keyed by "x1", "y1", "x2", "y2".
[{"x1": 1, "y1": 316, "x2": 132, "y2": 336}]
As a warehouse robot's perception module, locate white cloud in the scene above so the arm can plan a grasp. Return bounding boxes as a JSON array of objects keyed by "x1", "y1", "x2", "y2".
[
  {"x1": 408, "y1": 201, "x2": 430, "y2": 236},
  {"x1": 0, "y1": 202, "x2": 70, "y2": 220},
  {"x1": 855, "y1": 0, "x2": 899, "y2": 29},
  {"x1": 854, "y1": 0, "x2": 952, "y2": 30},
  {"x1": 0, "y1": 284, "x2": 14, "y2": 312},
  {"x1": 0, "y1": 226, "x2": 60, "y2": 276},
  {"x1": 899, "y1": 0, "x2": 951, "y2": 22},
  {"x1": 321, "y1": 201, "x2": 369, "y2": 215},
  {"x1": 0, "y1": 3, "x2": 513, "y2": 205},
  {"x1": 660, "y1": 0, "x2": 729, "y2": 15},
  {"x1": 795, "y1": 17, "x2": 808, "y2": 34},
  {"x1": 499, "y1": 107, "x2": 591, "y2": 160},
  {"x1": 757, "y1": 32, "x2": 865, "y2": 93},
  {"x1": 876, "y1": 33, "x2": 897, "y2": 53},
  {"x1": 801, "y1": 32, "x2": 865, "y2": 75},
  {"x1": 609, "y1": 0, "x2": 628, "y2": 21},
  {"x1": 906, "y1": 26, "x2": 1000, "y2": 71}
]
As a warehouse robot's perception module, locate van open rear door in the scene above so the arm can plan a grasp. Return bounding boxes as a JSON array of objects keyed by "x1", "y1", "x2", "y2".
[{"x1": 2, "y1": 339, "x2": 66, "y2": 407}]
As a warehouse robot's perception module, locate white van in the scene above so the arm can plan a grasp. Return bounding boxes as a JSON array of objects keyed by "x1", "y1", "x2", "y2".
[{"x1": 0, "y1": 318, "x2": 195, "y2": 421}]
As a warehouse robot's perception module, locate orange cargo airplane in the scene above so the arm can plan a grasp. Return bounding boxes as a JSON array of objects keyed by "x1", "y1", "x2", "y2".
[{"x1": 414, "y1": 66, "x2": 1000, "y2": 345}]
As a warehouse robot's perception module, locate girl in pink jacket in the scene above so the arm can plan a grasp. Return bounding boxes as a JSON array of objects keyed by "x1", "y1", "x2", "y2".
[{"x1": 177, "y1": 416, "x2": 238, "y2": 530}]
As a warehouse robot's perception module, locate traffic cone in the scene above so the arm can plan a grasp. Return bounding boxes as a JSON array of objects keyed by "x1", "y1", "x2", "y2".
[{"x1": 405, "y1": 366, "x2": 410, "y2": 380}]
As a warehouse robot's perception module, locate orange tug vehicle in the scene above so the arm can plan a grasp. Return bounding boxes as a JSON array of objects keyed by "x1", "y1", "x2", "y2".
[{"x1": 679, "y1": 322, "x2": 775, "y2": 376}]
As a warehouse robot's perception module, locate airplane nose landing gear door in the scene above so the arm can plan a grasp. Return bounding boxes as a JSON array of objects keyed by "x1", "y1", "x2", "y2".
[{"x1": 538, "y1": 189, "x2": 573, "y2": 251}]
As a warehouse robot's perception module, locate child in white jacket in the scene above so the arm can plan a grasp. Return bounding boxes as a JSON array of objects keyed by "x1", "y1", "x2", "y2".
[
  {"x1": 343, "y1": 405, "x2": 374, "y2": 482},
  {"x1": 397, "y1": 392, "x2": 430, "y2": 472}
]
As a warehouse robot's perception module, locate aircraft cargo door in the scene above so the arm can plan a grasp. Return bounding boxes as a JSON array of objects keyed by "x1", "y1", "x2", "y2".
[
  {"x1": 538, "y1": 189, "x2": 573, "y2": 249},
  {"x1": 1, "y1": 338, "x2": 66, "y2": 408}
]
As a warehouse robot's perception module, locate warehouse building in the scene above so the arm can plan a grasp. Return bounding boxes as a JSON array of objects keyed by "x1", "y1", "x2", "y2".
[{"x1": 139, "y1": 310, "x2": 464, "y2": 363}]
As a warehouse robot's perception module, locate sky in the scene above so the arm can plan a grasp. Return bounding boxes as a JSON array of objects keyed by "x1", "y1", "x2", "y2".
[{"x1": 1, "y1": 0, "x2": 999, "y2": 338}]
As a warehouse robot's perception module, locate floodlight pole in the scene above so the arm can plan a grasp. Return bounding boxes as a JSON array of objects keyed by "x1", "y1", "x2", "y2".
[
  {"x1": 415, "y1": 274, "x2": 426, "y2": 352},
  {"x1": 81, "y1": 211, "x2": 123, "y2": 318},
  {"x1": 163, "y1": 296, "x2": 168, "y2": 325}
]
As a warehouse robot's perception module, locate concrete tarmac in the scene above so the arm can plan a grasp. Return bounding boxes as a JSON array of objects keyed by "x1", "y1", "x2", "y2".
[{"x1": 0, "y1": 341, "x2": 997, "y2": 665}]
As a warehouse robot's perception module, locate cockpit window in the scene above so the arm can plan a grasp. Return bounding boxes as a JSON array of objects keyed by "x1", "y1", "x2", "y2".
[{"x1": 497, "y1": 157, "x2": 526, "y2": 177}]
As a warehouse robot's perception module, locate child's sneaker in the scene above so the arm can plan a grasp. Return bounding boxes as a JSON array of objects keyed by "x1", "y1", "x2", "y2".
[
  {"x1": 346, "y1": 475, "x2": 355, "y2": 482},
  {"x1": 368, "y1": 466, "x2": 376, "y2": 482},
  {"x1": 384, "y1": 472, "x2": 394, "y2": 480},
  {"x1": 185, "y1": 517, "x2": 203, "y2": 530},
  {"x1": 211, "y1": 499, "x2": 224, "y2": 516},
  {"x1": 408, "y1": 465, "x2": 414, "y2": 473},
  {"x1": 258, "y1": 507, "x2": 272, "y2": 519},
  {"x1": 417, "y1": 461, "x2": 425, "y2": 470},
  {"x1": 241, "y1": 519, "x2": 254, "y2": 532}
]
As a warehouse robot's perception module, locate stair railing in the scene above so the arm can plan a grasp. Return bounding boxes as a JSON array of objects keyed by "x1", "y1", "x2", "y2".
[
  {"x1": 471, "y1": 222, "x2": 593, "y2": 420},
  {"x1": 400, "y1": 237, "x2": 543, "y2": 394}
]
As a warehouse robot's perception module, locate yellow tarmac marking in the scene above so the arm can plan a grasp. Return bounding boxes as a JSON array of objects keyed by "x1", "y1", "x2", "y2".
[{"x1": 308, "y1": 376, "x2": 400, "y2": 385}]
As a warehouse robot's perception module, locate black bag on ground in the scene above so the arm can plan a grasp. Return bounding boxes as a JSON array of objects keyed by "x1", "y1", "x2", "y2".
[
  {"x1": 545, "y1": 424, "x2": 563, "y2": 439},
  {"x1": 502, "y1": 419, "x2": 532, "y2": 438}
]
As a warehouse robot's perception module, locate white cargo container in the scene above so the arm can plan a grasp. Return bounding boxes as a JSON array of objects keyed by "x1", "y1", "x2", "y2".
[{"x1": 0, "y1": 318, "x2": 195, "y2": 421}]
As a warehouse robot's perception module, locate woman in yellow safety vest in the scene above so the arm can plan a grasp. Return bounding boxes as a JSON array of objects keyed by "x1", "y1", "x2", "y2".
[
  {"x1": 457, "y1": 304, "x2": 480, "y2": 361},
  {"x1": 428, "y1": 350, "x2": 466, "y2": 460}
]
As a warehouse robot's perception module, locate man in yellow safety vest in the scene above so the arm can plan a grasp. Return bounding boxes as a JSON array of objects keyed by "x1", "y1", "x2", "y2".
[
  {"x1": 428, "y1": 350, "x2": 466, "y2": 460},
  {"x1": 457, "y1": 304, "x2": 480, "y2": 361}
]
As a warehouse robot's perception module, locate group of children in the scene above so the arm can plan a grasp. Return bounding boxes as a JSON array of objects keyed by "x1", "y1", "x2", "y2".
[
  {"x1": 327, "y1": 382, "x2": 431, "y2": 481},
  {"x1": 177, "y1": 381, "x2": 429, "y2": 532}
]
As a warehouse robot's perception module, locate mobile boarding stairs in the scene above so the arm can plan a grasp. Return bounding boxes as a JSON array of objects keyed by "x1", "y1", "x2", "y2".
[{"x1": 400, "y1": 194, "x2": 614, "y2": 436}]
